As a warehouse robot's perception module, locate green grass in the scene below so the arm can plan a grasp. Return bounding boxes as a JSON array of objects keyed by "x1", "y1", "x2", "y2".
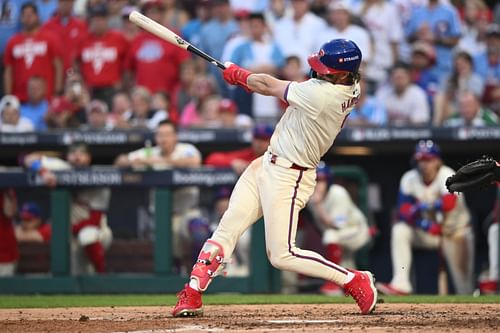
[{"x1": 0, "y1": 294, "x2": 499, "y2": 309}]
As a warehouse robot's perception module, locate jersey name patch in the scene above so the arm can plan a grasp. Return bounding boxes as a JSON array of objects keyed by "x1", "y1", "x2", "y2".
[{"x1": 342, "y1": 96, "x2": 359, "y2": 113}]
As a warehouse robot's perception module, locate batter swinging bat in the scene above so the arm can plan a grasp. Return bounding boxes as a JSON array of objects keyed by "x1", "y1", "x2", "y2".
[{"x1": 128, "y1": 11, "x2": 226, "y2": 70}]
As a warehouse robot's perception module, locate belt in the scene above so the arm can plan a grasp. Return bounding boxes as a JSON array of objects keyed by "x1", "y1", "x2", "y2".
[{"x1": 267, "y1": 151, "x2": 309, "y2": 171}]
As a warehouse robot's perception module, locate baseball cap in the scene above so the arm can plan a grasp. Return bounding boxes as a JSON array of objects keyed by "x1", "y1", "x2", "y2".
[
  {"x1": 20, "y1": 202, "x2": 41, "y2": 220},
  {"x1": 252, "y1": 123, "x2": 274, "y2": 140},
  {"x1": 486, "y1": 23, "x2": 500, "y2": 38},
  {"x1": 88, "y1": 3, "x2": 109, "y2": 17},
  {"x1": 328, "y1": 0, "x2": 351, "y2": 12},
  {"x1": 413, "y1": 139, "x2": 441, "y2": 161},
  {"x1": 140, "y1": 0, "x2": 165, "y2": 11},
  {"x1": 0, "y1": 95, "x2": 20, "y2": 113},
  {"x1": 87, "y1": 99, "x2": 108, "y2": 114},
  {"x1": 49, "y1": 96, "x2": 73, "y2": 114},
  {"x1": 219, "y1": 98, "x2": 237, "y2": 113}
]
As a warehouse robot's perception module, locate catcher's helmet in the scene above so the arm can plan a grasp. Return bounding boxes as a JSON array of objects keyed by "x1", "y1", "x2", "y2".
[
  {"x1": 414, "y1": 139, "x2": 441, "y2": 161},
  {"x1": 308, "y1": 39, "x2": 362, "y2": 75}
]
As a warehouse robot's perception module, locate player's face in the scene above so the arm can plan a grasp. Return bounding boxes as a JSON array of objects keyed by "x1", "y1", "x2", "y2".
[
  {"x1": 67, "y1": 149, "x2": 91, "y2": 167},
  {"x1": 417, "y1": 158, "x2": 440, "y2": 181},
  {"x1": 155, "y1": 123, "x2": 177, "y2": 154}
]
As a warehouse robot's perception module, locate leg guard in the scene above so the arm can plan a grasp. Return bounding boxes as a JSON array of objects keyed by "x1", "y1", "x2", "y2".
[{"x1": 190, "y1": 239, "x2": 226, "y2": 292}]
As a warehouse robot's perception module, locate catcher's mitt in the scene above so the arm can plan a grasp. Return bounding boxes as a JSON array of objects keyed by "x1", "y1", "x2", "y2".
[{"x1": 446, "y1": 157, "x2": 500, "y2": 193}]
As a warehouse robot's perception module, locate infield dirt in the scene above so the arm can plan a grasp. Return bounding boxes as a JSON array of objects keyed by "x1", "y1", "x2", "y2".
[{"x1": 0, "y1": 303, "x2": 499, "y2": 332}]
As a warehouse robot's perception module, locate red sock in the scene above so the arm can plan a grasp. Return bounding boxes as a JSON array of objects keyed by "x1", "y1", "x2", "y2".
[
  {"x1": 84, "y1": 242, "x2": 105, "y2": 273},
  {"x1": 325, "y1": 243, "x2": 342, "y2": 264}
]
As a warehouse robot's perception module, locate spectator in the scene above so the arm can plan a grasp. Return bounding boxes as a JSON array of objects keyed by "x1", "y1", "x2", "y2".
[
  {"x1": 107, "y1": 91, "x2": 132, "y2": 129},
  {"x1": 24, "y1": 143, "x2": 113, "y2": 275},
  {"x1": 198, "y1": 0, "x2": 239, "y2": 95},
  {"x1": 218, "y1": 98, "x2": 253, "y2": 129},
  {"x1": 457, "y1": 0, "x2": 491, "y2": 56},
  {"x1": 0, "y1": 94, "x2": 34, "y2": 132},
  {"x1": 114, "y1": 119, "x2": 203, "y2": 273},
  {"x1": 229, "y1": 12, "x2": 285, "y2": 123},
  {"x1": 181, "y1": 0, "x2": 211, "y2": 45},
  {"x1": 314, "y1": 1, "x2": 372, "y2": 69},
  {"x1": 119, "y1": 5, "x2": 140, "y2": 41},
  {"x1": 353, "y1": 0, "x2": 403, "y2": 93},
  {"x1": 160, "y1": 0, "x2": 189, "y2": 32},
  {"x1": 195, "y1": 95, "x2": 222, "y2": 128},
  {"x1": 346, "y1": 78, "x2": 387, "y2": 127},
  {"x1": 434, "y1": 51, "x2": 485, "y2": 125},
  {"x1": 221, "y1": 9, "x2": 251, "y2": 64},
  {"x1": 129, "y1": 86, "x2": 167, "y2": 130},
  {"x1": 42, "y1": 0, "x2": 89, "y2": 71},
  {"x1": 443, "y1": 91, "x2": 498, "y2": 127},
  {"x1": 152, "y1": 91, "x2": 175, "y2": 125},
  {"x1": 180, "y1": 74, "x2": 219, "y2": 128},
  {"x1": 80, "y1": 99, "x2": 109, "y2": 130},
  {"x1": 264, "y1": 0, "x2": 293, "y2": 32},
  {"x1": 20, "y1": 76, "x2": 49, "y2": 131},
  {"x1": 4, "y1": 2, "x2": 63, "y2": 102},
  {"x1": 307, "y1": 162, "x2": 371, "y2": 295},
  {"x1": 76, "y1": 3, "x2": 128, "y2": 107},
  {"x1": 376, "y1": 140, "x2": 474, "y2": 295},
  {"x1": 272, "y1": 0, "x2": 327, "y2": 75},
  {"x1": 405, "y1": 0, "x2": 462, "y2": 79},
  {"x1": 376, "y1": 63, "x2": 430, "y2": 127},
  {"x1": 15, "y1": 202, "x2": 51, "y2": 243},
  {"x1": 0, "y1": 189, "x2": 18, "y2": 277},
  {"x1": 45, "y1": 95, "x2": 80, "y2": 129},
  {"x1": 63, "y1": 71, "x2": 91, "y2": 125},
  {"x1": 204, "y1": 123, "x2": 273, "y2": 175},
  {"x1": 473, "y1": 24, "x2": 500, "y2": 109},
  {"x1": 126, "y1": 1, "x2": 190, "y2": 99},
  {"x1": 107, "y1": 0, "x2": 128, "y2": 29},
  {"x1": 173, "y1": 59, "x2": 200, "y2": 117},
  {"x1": 409, "y1": 41, "x2": 439, "y2": 115}
]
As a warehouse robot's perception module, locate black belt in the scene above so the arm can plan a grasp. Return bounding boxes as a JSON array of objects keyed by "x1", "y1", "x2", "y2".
[{"x1": 269, "y1": 153, "x2": 309, "y2": 171}]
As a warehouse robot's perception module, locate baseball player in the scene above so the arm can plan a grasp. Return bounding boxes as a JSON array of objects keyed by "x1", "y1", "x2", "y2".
[
  {"x1": 173, "y1": 39, "x2": 378, "y2": 317},
  {"x1": 308, "y1": 162, "x2": 371, "y2": 295},
  {"x1": 0, "y1": 189, "x2": 18, "y2": 276},
  {"x1": 376, "y1": 140, "x2": 474, "y2": 295},
  {"x1": 24, "y1": 143, "x2": 112, "y2": 275}
]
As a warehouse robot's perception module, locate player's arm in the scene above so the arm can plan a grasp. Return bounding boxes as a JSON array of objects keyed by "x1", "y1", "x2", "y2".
[
  {"x1": 3, "y1": 65, "x2": 12, "y2": 95},
  {"x1": 53, "y1": 57, "x2": 64, "y2": 95},
  {"x1": 222, "y1": 62, "x2": 290, "y2": 100}
]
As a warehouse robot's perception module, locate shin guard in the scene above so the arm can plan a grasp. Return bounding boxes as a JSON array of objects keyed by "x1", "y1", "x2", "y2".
[{"x1": 190, "y1": 240, "x2": 226, "y2": 291}]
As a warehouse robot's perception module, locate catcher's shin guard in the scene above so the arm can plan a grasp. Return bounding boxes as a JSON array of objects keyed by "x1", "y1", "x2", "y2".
[{"x1": 190, "y1": 239, "x2": 226, "y2": 291}]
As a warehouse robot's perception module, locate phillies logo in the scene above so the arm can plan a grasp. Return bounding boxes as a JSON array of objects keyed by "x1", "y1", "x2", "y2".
[
  {"x1": 82, "y1": 43, "x2": 118, "y2": 73},
  {"x1": 13, "y1": 39, "x2": 48, "y2": 68},
  {"x1": 175, "y1": 35, "x2": 186, "y2": 46}
]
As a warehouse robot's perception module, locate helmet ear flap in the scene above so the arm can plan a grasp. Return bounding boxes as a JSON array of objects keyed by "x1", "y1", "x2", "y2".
[{"x1": 309, "y1": 70, "x2": 317, "y2": 78}]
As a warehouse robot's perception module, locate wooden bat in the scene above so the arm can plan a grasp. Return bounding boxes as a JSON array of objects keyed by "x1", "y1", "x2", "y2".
[{"x1": 128, "y1": 11, "x2": 226, "y2": 70}]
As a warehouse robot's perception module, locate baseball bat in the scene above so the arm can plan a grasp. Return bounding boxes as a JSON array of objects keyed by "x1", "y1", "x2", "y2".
[{"x1": 128, "y1": 11, "x2": 226, "y2": 70}]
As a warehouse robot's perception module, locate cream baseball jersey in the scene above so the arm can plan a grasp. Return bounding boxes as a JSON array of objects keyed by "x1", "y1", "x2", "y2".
[
  {"x1": 399, "y1": 165, "x2": 470, "y2": 233},
  {"x1": 271, "y1": 79, "x2": 360, "y2": 168}
]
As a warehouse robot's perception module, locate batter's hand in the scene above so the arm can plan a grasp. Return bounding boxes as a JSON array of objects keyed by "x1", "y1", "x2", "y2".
[{"x1": 223, "y1": 62, "x2": 252, "y2": 92}]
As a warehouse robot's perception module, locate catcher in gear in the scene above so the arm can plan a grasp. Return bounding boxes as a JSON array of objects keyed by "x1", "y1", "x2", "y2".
[{"x1": 446, "y1": 157, "x2": 500, "y2": 193}]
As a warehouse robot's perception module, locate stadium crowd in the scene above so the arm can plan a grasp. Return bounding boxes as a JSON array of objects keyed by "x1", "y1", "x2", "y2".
[{"x1": 0, "y1": 0, "x2": 499, "y2": 295}]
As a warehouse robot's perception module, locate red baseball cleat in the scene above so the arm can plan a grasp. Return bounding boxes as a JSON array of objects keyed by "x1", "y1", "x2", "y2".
[
  {"x1": 375, "y1": 282, "x2": 410, "y2": 296},
  {"x1": 320, "y1": 281, "x2": 344, "y2": 296},
  {"x1": 344, "y1": 270, "x2": 378, "y2": 315},
  {"x1": 172, "y1": 284, "x2": 203, "y2": 317},
  {"x1": 479, "y1": 280, "x2": 498, "y2": 295}
]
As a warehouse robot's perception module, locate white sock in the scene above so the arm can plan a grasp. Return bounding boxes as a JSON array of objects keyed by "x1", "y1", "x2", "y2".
[
  {"x1": 189, "y1": 278, "x2": 200, "y2": 291},
  {"x1": 343, "y1": 271, "x2": 355, "y2": 285}
]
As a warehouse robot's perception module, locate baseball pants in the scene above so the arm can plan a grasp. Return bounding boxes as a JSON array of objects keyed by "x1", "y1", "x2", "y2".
[{"x1": 211, "y1": 154, "x2": 350, "y2": 286}]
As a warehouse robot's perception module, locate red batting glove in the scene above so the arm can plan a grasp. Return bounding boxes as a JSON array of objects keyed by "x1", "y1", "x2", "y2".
[{"x1": 223, "y1": 63, "x2": 252, "y2": 92}]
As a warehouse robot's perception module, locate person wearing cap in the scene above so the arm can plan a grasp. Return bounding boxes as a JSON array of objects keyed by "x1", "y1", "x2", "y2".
[
  {"x1": 20, "y1": 76, "x2": 50, "y2": 131},
  {"x1": 24, "y1": 143, "x2": 113, "y2": 275},
  {"x1": 218, "y1": 98, "x2": 253, "y2": 128},
  {"x1": 120, "y1": 5, "x2": 140, "y2": 41},
  {"x1": 125, "y1": 0, "x2": 190, "y2": 101},
  {"x1": 4, "y1": 2, "x2": 63, "y2": 102},
  {"x1": 80, "y1": 99, "x2": 110, "y2": 130},
  {"x1": 204, "y1": 123, "x2": 273, "y2": 175},
  {"x1": 15, "y1": 202, "x2": 51, "y2": 244},
  {"x1": 0, "y1": 94, "x2": 34, "y2": 132},
  {"x1": 76, "y1": 3, "x2": 128, "y2": 107},
  {"x1": 313, "y1": 1, "x2": 371, "y2": 69},
  {"x1": 376, "y1": 140, "x2": 473, "y2": 296},
  {"x1": 0, "y1": 188, "x2": 18, "y2": 276},
  {"x1": 307, "y1": 162, "x2": 372, "y2": 295},
  {"x1": 473, "y1": 23, "x2": 500, "y2": 107},
  {"x1": 41, "y1": 0, "x2": 89, "y2": 71},
  {"x1": 45, "y1": 95, "x2": 80, "y2": 129}
]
